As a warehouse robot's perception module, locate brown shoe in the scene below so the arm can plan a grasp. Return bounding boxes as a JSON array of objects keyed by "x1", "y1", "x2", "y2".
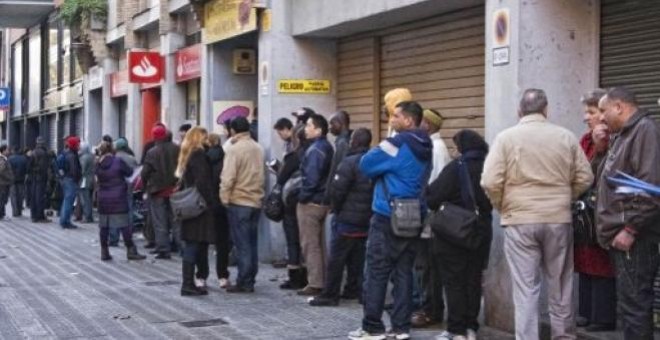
[{"x1": 297, "y1": 286, "x2": 322, "y2": 296}]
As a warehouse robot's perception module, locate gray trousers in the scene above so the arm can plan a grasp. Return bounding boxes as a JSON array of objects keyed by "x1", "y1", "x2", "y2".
[
  {"x1": 504, "y1": 223, "x2": 576, "y2": 340},
  {"x1": 150, "y1": 196, "x2": 181, "y2": 253}
]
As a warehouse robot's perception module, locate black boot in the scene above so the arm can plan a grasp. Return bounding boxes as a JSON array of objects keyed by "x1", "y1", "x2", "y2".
[
  {"x1": 280, "y1": 268, "x2": 307, "y2": 290},
  {"x1": 126, "y1": 246, "x2": 146, "y2": 260},
  {"x1": 123, "y1": 237, "x2": 146, "y2": 261},
  {"x1": 101, "y1": 246, "x2": 112, "y2": 261},
  {"x1": 181, "y1": 262, "x2": 204, "y2": 296}
]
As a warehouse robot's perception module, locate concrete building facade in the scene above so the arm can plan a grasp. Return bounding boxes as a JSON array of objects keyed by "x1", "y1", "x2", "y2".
[{"x1": 2, "y1": 0, "x2": 660, "y2": 333}]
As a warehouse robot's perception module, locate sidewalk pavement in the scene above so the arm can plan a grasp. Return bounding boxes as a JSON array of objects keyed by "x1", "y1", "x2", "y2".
[{"x1": 0, "y1": 212, "x2": 618, "y2": 339}]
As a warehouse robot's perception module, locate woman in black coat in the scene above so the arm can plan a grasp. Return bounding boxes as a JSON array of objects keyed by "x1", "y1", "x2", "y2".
[
  {"x1": 426, "y1": 129, "x2": 492, "y2": 340},
  {"x1": 176, "y1": 127, "x2": 216, "y2": 296}
]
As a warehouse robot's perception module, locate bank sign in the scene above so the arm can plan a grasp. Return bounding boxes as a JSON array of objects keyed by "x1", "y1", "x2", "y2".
[
  {"x1": 128, "y1": 51, "x2": 163, "y2": 83},
  {"x1": 277, "y1": 80, "x2": 331, "y2": 94}
]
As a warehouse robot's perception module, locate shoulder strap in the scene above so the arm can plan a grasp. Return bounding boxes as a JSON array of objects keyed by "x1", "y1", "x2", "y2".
[{"x1": 458, "y1": 159, "x2": 479, "y2": 216}]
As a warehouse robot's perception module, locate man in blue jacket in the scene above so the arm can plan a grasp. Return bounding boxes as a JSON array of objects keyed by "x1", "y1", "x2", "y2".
[
  {"x1": 349, "y1": 101, "x2": 432, "y2": 340},
  {"x1": 297, "y1": 113, "x2": 334, "y2": 296}
]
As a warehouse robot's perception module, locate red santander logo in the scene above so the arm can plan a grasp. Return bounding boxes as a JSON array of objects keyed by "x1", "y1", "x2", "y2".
[{"x1": 128, "y1": 51, "x2": 163, "y2": 83}]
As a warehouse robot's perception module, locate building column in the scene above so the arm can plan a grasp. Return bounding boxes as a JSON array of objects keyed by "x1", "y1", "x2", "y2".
[
  {"x1": 483, "y1": 0, "x2": 599, "y2": 332},
  {"x1": 256, "y1": 0, "x2": 338, "y2": 261},
  {"x1": 101, "y1": 57, "x2": 119, "y2": 139},
  {"x1": 161, "y1": 32, "x2": 186, "y2": 131}
]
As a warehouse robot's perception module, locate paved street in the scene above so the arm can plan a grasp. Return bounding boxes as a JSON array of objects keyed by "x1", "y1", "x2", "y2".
[
  {"x1": 0, "y1": 212, "x2": 518, "y2": 340},
  {"x1": 0, "y1": 212, "x2": 626, "y2": 340}
]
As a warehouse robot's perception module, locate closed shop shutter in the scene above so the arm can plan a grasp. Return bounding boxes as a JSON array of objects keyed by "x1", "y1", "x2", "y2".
[
  {"x1": 74, "y1": 109, "x2": 84, "y2": 137},
  {"x1": 337, "y1": 6, "x2": 485, "y2": 148},
  {"x1": 337, "y1": 37, "x2": 378, "y2": 133},
  {"x1": 62, "y1": 111, "x2": 71, "y2": 138},
  {"x1": 600, "y1": 0, "x2": 660, "y2": 121},
  {"x1": 48, "y1": 115, "x2": 57, "y2": 151}
]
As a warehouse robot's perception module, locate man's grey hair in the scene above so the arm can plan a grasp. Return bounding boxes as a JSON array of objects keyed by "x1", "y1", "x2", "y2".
[
  {"x1": 580, "y1": 89, "x2": 607, "y2": 107},
  {"x1": 519, "y1": 89, "x2": 548, "y2": 116}
]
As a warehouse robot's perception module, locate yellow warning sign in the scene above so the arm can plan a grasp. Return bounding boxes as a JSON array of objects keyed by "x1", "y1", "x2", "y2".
[{"x1": 277, "y1": 79, "x2": 331, "y2": 94}]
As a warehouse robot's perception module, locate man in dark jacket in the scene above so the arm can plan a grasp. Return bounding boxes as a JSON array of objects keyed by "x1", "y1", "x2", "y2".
[
  {"x1": 349, "y1": 101, "x2": 432, "y2": 340},
  {"x1": 0, "y1": 145, "x2": 14, "y2": 220},
  {"x1": 310, "y1": 128, "x2": 373, "y2": 307},
  {"x1": 596, "y1": 87, "x2": 660, "y2": 340},
  {"x1": 58, "y1": 136, "x2": 82, "y2": 229},
  {"x1": 29, "y1": 137, "x2": 50, "y2": 222},
  {"x1": 297, "y1": 113, "x2": 334, "y2": 296},
  {"x1": 8, "y1": 146, "x2": 28, "y2": 217},
  {"x1": 141, "y1": 126, "x2": 181, "y2": 259}
]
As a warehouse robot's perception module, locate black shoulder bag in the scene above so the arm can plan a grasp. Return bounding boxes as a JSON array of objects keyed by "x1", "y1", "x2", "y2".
[{"x1": 428, "y1": 159, "x2": 483, "y2": 249}]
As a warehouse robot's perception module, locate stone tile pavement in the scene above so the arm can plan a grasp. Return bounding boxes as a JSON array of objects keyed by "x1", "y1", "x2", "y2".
[{"x1": 0, "y1": 213, "x2": 621, "y2": 339}]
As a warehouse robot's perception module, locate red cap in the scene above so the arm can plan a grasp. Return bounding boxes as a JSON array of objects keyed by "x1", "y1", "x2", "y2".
[
  {"x1": 66, "y1": 136, "x2": 81, "y2": 151},
  {"x1": 152, "y1": 125, "x2": 167, "y2": 141}
]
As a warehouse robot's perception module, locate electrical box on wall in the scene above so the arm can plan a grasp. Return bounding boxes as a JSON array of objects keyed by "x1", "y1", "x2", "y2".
[{"x1": 233, "y1": 49, "x2": 256, "y2": 74}]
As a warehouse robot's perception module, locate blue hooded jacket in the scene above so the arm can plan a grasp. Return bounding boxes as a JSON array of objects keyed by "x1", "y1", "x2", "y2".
[{"x1": 359, "y1": 129, "x2": 433, "y2": 218}]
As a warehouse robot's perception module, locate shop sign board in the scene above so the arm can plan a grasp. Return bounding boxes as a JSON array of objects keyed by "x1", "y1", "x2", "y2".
[
  {"x1": 128, "y1": 51, "x2": 163, "y2": 83},
  {"x1": 203, "y1": 0, "x2": 257, "y2": 45},
  {"x1": 0, "y1": 87, "x2": 10, "y2": 110},
  {"x1": 277, "y1": 79, "x2": 331, "y2": 94},
  {"x1": 175, "y1": 44, "x2": 202, "y2": 82},
  {"x1": 110, "y1": 70, "x2": 129, "y2": 97}
]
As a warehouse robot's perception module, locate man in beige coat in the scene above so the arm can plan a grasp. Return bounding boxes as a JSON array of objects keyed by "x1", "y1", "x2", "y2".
[
  {"x1": 220, "y1": 117, "x2": 265, "y2": 293},
  {"x1": 481, "y1": 89, "x2": 593, "y2": 340}
]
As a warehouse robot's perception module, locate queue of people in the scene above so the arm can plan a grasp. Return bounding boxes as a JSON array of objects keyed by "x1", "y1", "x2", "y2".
[{"x1": 1, "y1": 84, "x2": 658, "y2": 340}]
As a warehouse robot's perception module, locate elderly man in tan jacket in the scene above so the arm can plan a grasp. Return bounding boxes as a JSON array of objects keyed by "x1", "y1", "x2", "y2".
[
  {"x1": 481, "y1": 89, "x2": 593, "y2": 340},
  {"x1": 220, "y1": 117, "x2": 265, "y2": 293}
]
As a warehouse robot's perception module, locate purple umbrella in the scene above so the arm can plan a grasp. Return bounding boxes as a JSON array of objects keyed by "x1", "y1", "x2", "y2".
[{"x1": 216, "y1": 105, "x2": 250, "y2": 125}]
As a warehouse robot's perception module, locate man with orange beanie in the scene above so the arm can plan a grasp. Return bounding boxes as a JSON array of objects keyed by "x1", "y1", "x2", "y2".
[{"x1": 57, "y1": 135, "x2": 82, "y2": 229}]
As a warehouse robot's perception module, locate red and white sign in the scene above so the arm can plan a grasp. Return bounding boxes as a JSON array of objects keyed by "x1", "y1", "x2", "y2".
[
  {"x1": 175, "y1": 44, "x2": 202, "y2": 82},
  {"x1": 110, "y1": 70, "x2": 128, "y2": 97},
  {"x1": 128, "y1": 51, "x2": 163, "y2": 83}
]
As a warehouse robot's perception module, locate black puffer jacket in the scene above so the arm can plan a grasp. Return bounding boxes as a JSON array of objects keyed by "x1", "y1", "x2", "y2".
[
  {"x1": 328, "y1": 147, "x2": 373, "y2": 232},
  {"x1": 206, "y1": 145, "x2": 225, "y2": 208},
  {"x1": 141, "y1": 140, "x2": 180, "y2": 195},
  {"x1": 180, "y1": 149, "x2": 216, "y2": 243}
]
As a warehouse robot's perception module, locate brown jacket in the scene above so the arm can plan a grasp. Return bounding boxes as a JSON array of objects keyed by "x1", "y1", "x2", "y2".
[
  {"x1": 596, "y1": 110, "x2": 660, "y2": 247},
  {"x1": 481, "y1": 114, "x2": 594, "y2": 225},
  {"x1": 220, "y1": 132, "x2": 265, "y2": 208}
]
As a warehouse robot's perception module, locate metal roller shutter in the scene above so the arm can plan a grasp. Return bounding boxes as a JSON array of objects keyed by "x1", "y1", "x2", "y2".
[
  {"x1": 48, "y1": 115, "x2": 57, "y2": 151},
  {"x1": 62, "y1": 111, "x2": 71, "y2": 138},
  {"x1": 600, "y1": 0, "x2": 660, "y2": 121},
  {"x1": 74, "y1": 109, "x2": 84, "y2": 137},
  {"x1": 337, "y1": 6, "x2": 485, "y2": 148},
  {"x1": 337, "y1": 37, "x2": 379, "y2": 133}
]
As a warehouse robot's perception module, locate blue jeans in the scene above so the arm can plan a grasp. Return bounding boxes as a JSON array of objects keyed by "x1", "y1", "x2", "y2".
[
  {"x1": 362, "y1": 214, "x2": 418, "y2": 334},
  {"x1": 79, "y1": 188, "x2": 93, "y2": 221},
  {"x1": 59, "y1": 178, "x2": 79, "y2": 227},
  {"x1": 227, "y1": 204, "x2": 260, "y2": 289}
]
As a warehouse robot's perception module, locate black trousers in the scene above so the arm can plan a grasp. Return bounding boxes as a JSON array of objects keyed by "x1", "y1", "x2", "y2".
[
  {"x1": 436, "y1": 238, "x2": 486, "y2": 336},
  {"x1": 10, "y1": 183, "x2": 25, "y2": 216},
  {"x1": 30, "y1": 180, "x2": 47, "y2": 221},
  {"x1": 610, "y1": 237, "x2": 660, "y2": 340},
  {"x1": 418, "y1": 238, "x2": 445, "y2": 321},
  {"x1": 215, "y1": 207, "x2": 231, "y2": 280},
  {"x1": 578, "y1": 273, "x2": 616, "y2": 325},
  {"x1": 321, "y1": 232, "x2": 366, "y2": 300},
  {"x1": 0, "y1": 186, "x2": 9, "y2": 218}
]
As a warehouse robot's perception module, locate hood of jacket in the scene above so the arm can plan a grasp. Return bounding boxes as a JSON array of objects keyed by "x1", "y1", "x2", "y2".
[
  {"x1": 454, "y1": 129, "x2": 488, "y2": 154},
  {"x1": 386, "y1": 128, "x2": 432, "y2": 162}
]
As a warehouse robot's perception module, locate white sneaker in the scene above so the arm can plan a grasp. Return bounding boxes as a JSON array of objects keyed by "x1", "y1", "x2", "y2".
[
  {"x1": 436, "y1": 331, "x2": 467, "y2": 340},
  {"x1": 347, "y1": 328, "x2": 386, "y2": 340},
  {"x1": 194, "y1": 278, "x2": 206, "y2": 288},
  {"x1": 467, "y1": 329, "x2": 477, "y2": 340},
  {"x1": 391, "y1": 332, "x2": 410, "y2": 340},
  {"x1": 218, "y1": 278, "x2": 228, "y2": 289}
]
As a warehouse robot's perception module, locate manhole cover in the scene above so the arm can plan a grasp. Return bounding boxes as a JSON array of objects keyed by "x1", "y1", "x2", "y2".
[
  {"x1": 179, "y1": 318, "x2": 228, "y2": 328},
  {"x1": 144, "y1": 280, "x2": 179, "y2": 286}
]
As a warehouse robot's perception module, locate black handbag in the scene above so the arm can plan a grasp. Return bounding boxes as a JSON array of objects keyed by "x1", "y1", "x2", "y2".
[
  {"x1": 573, "y1": 189, "x2": 597, "y2": 245},
  {"x1": 429, "y1": 160, "x2": 483, "y2": 249},
  {"x1": 383, "y1": 179, "x2": 423, "y2": 238},
  {"x1": 264, "y1": 184, "x2": 285, "y2": 222}
]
